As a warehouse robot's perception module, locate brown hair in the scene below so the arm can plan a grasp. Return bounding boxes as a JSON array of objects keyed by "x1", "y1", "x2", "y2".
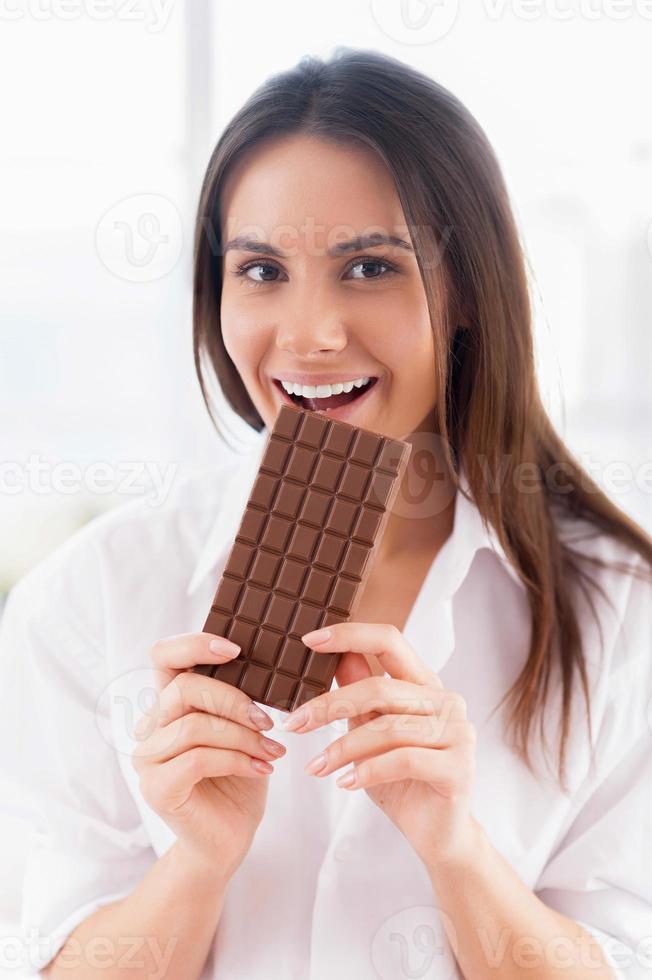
[{"x1": 192, "y1": 47, "x2": 652, "y2": 790}]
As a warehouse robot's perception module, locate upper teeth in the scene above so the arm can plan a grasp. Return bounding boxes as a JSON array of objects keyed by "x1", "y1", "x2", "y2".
[{"x1": 279, "y1": 377, "x2": 371, "y2": 398}]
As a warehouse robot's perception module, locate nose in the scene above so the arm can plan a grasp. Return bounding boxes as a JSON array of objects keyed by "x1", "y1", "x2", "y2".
[{"x1": 274, "y1": 299, "x2": 347, "y2": 359}]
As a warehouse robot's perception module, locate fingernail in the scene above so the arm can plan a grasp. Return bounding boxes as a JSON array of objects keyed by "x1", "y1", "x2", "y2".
[
  {"x1": 304, "y1": 752, "x2": 327, "y2": 776},
  {"x1": 302, "y1": 628, "x2": 331, "y2": 646},
  {"x1": 281, "y1": 706, "x2": 309, "y2": 731},
  {"x1": 336, "y1": 769, "x2": 358, "y2": 789},
  {"x1": 248, "y1": 702, "x2": 274, "y2": 730},
  {"x1": 260, "y1": 736, "x2": 286, "y2": 758},
  {"x1": 251, "y1": 758, "x2": 274, "y2": 774},
  {"x1": 209, "y1": 638, "x2": 240, "y2": 657}
]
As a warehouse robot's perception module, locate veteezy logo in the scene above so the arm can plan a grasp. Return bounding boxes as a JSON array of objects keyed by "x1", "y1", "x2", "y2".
[
  {"x1": 370, "y1": 0, "x2": 459, "y2": 44},
  {"x1": 371, "y1": 905, "x2": 458, "y2": 979},
  {"x1": 0, "y1": 0, "x2": 176, "y2": 32},
  {"x1": 95, "y1": 193, "x2": 183, "y2": 283},
  {"x1": 370, "y1": 0, "x2": 652, "y2": 38},
  {"x1": 0, "y1": 456, "x2": 178, "y2": 507}
]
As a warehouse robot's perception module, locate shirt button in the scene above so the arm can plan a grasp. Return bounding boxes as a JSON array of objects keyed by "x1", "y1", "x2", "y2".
[{"x1": 333, "y1": 836, "x2": 354, "y2": 862}]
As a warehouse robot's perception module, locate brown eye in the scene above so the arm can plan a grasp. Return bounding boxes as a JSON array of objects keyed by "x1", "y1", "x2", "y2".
[
  {"x1": 345, "y1": 257, "x2": 396, "y2": 280},
  {"x1": 234, "y1": 261, "x2": 283, "y2": 283}
]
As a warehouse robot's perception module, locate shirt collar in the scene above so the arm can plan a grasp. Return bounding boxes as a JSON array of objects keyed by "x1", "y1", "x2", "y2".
[
  {"x1": 447, "y1": 465, "x2": 524, "y2": 594},
  {"x1": 185, "y1": 432, "x2": 524, "y2": 600},
  {"x1": 186, "y1": 430, "x2": 268, "y2": 598}
]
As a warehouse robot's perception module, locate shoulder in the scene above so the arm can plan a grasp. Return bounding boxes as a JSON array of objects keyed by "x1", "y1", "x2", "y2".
[
  {"x1": 553, "y1": 506, "x2": 652, "y2": 732},
  {"x1": 553, "y1": 506, "x2": 652, "y2": 627}
]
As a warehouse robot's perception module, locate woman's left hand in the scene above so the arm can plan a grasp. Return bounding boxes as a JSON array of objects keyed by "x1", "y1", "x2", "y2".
[{"x1": 281, "y1": 621, "x2": 479, "y2": 869}]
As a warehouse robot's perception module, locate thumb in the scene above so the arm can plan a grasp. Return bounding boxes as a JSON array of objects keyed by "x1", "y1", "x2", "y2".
[{"x1": 334, "y1": 650, "x2": 375, "y2": 690}]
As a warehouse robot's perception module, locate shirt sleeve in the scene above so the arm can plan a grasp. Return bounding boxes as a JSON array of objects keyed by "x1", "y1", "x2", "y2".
[
  {"x1": 0, "y1": 540, "x2": 158, "y2": 975},
  {"x1": 533, "y1": 560, "x2": 652, "y2": 980}
]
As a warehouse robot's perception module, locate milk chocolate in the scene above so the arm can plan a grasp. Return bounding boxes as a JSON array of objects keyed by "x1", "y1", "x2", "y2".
[{"x1": 192, "y1": 403, "x2": 411, "y2": 712}]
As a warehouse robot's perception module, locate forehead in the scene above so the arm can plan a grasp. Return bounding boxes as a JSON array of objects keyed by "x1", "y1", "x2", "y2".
[{"x1": 219, "y1": 134, "x2": 409, "y2": 248}]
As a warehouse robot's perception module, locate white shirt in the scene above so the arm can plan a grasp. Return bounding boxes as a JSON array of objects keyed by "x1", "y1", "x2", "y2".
[{"x1": 1, "y1": 429, "x2": 651, "y2": 980}]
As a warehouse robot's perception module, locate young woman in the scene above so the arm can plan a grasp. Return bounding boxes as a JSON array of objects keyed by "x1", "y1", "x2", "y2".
[{"x1": 3, "y1": 49, "x2": 651, "y2": 980}]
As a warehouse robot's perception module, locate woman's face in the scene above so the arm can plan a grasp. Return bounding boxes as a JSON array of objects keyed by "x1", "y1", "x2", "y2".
[{"x1": 219, "y1": 134, "x2": 438, "y2": 441}]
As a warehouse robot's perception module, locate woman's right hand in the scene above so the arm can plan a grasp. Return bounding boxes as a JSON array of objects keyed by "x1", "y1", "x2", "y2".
[{"x1": 131, "y1": 632, "x2": 285, "y2": 880}]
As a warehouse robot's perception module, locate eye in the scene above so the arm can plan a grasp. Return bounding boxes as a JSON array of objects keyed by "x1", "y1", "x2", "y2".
[
  {"x1": 228, "y1": 253, "x2": 398, "y2": 287},
  {"x1": 344, "y1": 256, "x2": 397, "y2": 280},
  {"x1": 231, "y1": 260, "x2": 284, "y2": 284}
]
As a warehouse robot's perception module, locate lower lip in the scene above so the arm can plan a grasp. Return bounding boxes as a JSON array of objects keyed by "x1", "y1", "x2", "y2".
[{"x1": 272, "y1": 378, "x2": 381, "y2": 423}]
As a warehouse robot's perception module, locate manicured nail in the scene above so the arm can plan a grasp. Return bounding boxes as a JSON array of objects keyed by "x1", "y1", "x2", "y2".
[
  {"x1": 302, "y1": 628, "x2": 331, "y2": 646},
  {"x1": 336, "y1": 769, "x2": 358, "y2": 789},
  {"x1": 260, "y1": 736, "x2": 286, "y2": 758},
  {"x1": 281, "y1": 706, "x2": 309, "y2": 731},
  {"x1": 251, "y1": 759, "x2": 274, "y2": 774},
  {"x1": 208, "y1": 638, "x2": 240, "y2": 657},
  {"x1": 248, "y1": 703, "x2": 274, "y2": 730},
  {"x1": 304, "y1": 752, "x2": 327, "y2": 776}
]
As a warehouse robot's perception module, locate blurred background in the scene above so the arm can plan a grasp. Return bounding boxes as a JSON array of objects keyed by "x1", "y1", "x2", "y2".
[
  {"x1": 2, "y1": 4, "x2": 652, "y2": 606},
  {"x1": 1, "y1": 1, "x2": 651, "y2": 971}
]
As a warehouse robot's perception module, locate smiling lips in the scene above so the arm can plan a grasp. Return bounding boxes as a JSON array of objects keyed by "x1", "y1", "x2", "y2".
[
  {"x1": 274, "y1": 376, "x2": 378, "y2": 412},
  {"x1": 280, "y1": 377, "x2": 372, "y2": 398}
]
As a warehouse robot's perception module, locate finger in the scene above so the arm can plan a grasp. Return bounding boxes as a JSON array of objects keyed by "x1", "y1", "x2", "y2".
[
  {"x1": 148, "y1": 632, "x2": 242, "y2": 692},
  {"x1": 334, "y1": 651, "x2": 390, "y2": 731},
  {"x1": 334, "y1": 649, "x2": 374, "y2": 692},
  {"x1": 134, "y1": 711, "x2": 286, "y2": 767},
  {"x1": 149, "y1": 670, "x2": 274, "y2": 732},
  {"x1": 144, "y1": 747, "x2": 275, "y2": 812},
  {"x1": 302, "y1": 622, "x2": 442, "y2": 687},
  {"x1": 341, "y1": 706, "x2": 384, "y2": 731},
  {"x1": 284, "y1": 676, "x2": 453, "y2": 733},
  {"x1": 336, "y1": 746, "x2": 467, "y2": 794},
  {"x1": 305, "y1": 714, "x2": 473, "y2": 778}
]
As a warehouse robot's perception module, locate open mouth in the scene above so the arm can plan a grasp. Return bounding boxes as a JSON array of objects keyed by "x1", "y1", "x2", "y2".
[{"x1": 273, "y1": 377, "x2": 379, "y2": 414}]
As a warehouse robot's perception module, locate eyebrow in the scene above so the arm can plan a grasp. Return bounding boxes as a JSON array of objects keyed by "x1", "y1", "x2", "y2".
[{"x1": 222, "y1": 233, "x2": 414, "y2": 258}]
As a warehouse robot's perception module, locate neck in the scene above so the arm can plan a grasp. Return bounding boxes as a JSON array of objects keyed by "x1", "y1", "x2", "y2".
[{"x1": 375, "y1": 427, "x2": 457, "y2": 563}]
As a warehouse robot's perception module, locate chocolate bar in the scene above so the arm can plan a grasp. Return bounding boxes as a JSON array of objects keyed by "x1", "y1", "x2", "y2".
[{"x1": 192, "y1": 404, "x2": 411, "y2": 712}]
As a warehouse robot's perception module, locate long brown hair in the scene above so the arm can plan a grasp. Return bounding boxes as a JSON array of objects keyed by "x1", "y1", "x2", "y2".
[{"x1": 192, "y1": 47, "x2": 652, "y2": 790}]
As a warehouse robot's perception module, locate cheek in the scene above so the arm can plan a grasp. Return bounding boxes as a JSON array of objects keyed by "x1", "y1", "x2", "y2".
[
  {"x1": 220, "y1": 307, "x2": 269, "y2": 377},
  {"x1": 361, "y1": 279, "x2": 431, "y2": 341},
  {"x1": 381, "y1": 324, "x2": 437, "y2": 406},
  {"x1": 364, "y1": 311, "x2": 435, "y2": 375}
]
